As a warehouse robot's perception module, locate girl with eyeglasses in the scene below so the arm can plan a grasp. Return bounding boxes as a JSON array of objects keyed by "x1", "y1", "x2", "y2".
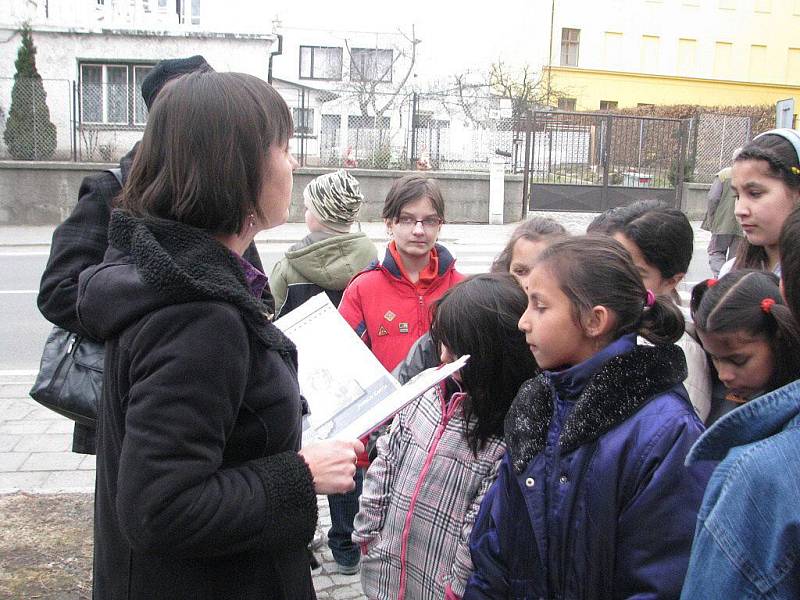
[{"x1": 339, "y1": 174, "x2": 465, "y2": 373}]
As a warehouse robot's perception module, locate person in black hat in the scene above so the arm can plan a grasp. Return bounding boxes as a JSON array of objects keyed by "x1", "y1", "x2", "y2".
[
  {"x1": 37, "y1": 56, "x2": 269, "y2": 455},
  {"x1": 140, "y1": 55, "x2": 212, "y2": 110}
]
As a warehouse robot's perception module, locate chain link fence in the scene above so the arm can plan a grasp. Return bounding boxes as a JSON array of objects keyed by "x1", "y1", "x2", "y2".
[
  {"x1": 690, "y1": 113, "x2": 753, "y2": 182},
  {"x1": 0, "y1": 76, "x2": 764, "y2": 181},
  {"x1": 284, "y1": 89, "x2": 525, "y2": 172}
]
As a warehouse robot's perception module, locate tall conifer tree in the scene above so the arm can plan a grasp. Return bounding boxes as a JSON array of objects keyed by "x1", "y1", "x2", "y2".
[{"x1": 4, "y1": 24, "x2": 57, "y2": 160}]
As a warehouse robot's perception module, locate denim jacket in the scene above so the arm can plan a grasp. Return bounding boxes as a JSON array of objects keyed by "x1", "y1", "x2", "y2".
[{"x1": 681, "y1": 378, "x2": 800, "y2": 599}]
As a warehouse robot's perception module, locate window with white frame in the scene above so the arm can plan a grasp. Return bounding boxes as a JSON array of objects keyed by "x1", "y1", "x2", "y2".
[
  {"x1": 80, "y1": 63, "x2": 154, "y2": 126},
  {"x1": 349, "y1": 48, "x2": 393, "y2": 82},
  {"x1": 560, "y1": 28, "x2": 580, "y2": 67},
  {"x1": 299, "y1": 46, "x2": 343, "y2": 80},
  {"x1": 293, "y1": 107, "x2": 315, "y2": 136}
]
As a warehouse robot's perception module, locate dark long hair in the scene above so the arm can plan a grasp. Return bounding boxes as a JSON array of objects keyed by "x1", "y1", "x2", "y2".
[
  {"x1": 490, "y1": 217, "x2": 568, "y2": 273},
  {"x1": 429, "y1": 273, "x2": 538, "y2": 455},
  {"x1": 780, "y1": 207, "x2": 800, "y2": 319},
  {"x1": 732, "y1": 133, "x2": 800, "y2": 271},
  {"x1": 120, "y1": 72, "x2": 293, "y2": 236},
  {"x1": 588, "y1": 200, "x2": 693, "y2": 304},
  {"x1": 536, "y1": 236, "x2": 685, "y2": 345},
  {"x1": 692, "y1": 270, "x2": 800, "y2": 393}
]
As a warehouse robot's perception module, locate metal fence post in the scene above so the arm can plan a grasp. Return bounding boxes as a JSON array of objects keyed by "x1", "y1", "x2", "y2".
[
  {"x1": 71, "y1": 80, "x2": 77, "y2": 161},
  {"x1": 409, "y1": 92, "x2": 418, "y2": 169},
  {"x1": 601, "y1": 115, "x2": 612, "y2": 210},
  {"x1": 521, "y1": 116, "x2": 532, "y2": 221},
  {"x1": 675, "y1": 119, "x2": 689, "y2": 209}
]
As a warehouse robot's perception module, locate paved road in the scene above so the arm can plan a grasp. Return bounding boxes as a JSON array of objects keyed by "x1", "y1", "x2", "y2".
[{"x1": 0, "y1": 233, "x2": 510, "y2": 375}]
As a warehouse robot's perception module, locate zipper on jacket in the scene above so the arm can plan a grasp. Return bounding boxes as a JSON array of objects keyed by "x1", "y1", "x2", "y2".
[{"x1": 396, "y1": 391, "x2": 465, "y2": 600}]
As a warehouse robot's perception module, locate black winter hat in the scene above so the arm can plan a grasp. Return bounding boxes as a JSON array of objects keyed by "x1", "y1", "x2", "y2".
[{"x1": 141, "y1": 55, "x2": 213, "y2": 110}]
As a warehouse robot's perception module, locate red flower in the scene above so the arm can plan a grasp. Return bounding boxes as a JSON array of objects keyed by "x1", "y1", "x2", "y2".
[
  {"x1": 707, "y1": 278, "x2": 719, "y2": 287},
  {"x1": 761, "y1": 297, "x2": 776, "y2": 314}
]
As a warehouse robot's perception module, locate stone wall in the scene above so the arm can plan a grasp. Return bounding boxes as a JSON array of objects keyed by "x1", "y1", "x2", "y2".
[
  {"x1": 0, "y1": 161, "x2": 705, "y2": 225},
  {"x1": 0, "y1": 162, "x2": 526, "y2": 225},
  {"x1": 681, "y1": 182, "x2": 713, "y2": 220}
]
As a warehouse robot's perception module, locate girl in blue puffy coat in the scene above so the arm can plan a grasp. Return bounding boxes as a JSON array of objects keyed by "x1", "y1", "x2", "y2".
[{"x1": 464, "y1": 235, "x2": 715, "y2": 600}]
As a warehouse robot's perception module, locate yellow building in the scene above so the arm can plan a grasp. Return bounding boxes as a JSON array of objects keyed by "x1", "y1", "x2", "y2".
[{"x1": 531, "y1": 0, "x2": 800, "y2": 111}]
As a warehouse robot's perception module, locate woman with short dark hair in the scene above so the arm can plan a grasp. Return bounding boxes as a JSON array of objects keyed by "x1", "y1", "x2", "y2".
[{"x1": 77, "y1": 71, "x2": 362, "y2": 599}]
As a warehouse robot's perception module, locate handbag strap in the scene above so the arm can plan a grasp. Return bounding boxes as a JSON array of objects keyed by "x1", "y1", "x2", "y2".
[{"x1": 106, "y1": 168, "x2": 123, "y2": 188}]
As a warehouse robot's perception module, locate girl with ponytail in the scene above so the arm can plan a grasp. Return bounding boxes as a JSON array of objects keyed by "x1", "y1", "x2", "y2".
[
  {"x1": 465, "y1": 235, "x2": 713, "y2": 600},
  {"x1": 691, "y1": 270, "x2": 800, "y2": 405}
]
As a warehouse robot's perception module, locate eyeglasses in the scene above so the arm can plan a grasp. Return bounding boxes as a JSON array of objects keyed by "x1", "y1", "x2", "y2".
[{"x1": 395, "y1": 216, "x2": 443, "y2": 229}]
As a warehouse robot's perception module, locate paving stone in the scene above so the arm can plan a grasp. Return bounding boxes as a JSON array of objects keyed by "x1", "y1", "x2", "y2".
[
  {"x1": 0, "y1": 451, "x2": 28, "y2": 471},
  {"x1": 41, "y1": 470, "x2": 96, "y2": 492},
  {"x1": 0, "y1": 398, "x2": 40, "y2": 419},
  {"x1": 0, "y1": 470, "x2": 49, "y2": 493},
  {"x1": 313, "y1": 574, "x2": 335, "y2": 591},
  {"x1": 0, "y1": 434, "x2": 22, "y2": 452},
  {"x1": 21, "y1": 451, "x2": 85, "y2": 471},
  {"x1": 330, "y1": 585, "x2": 366, "y2": 599},
  {"x1": 78, "y1": 455, "x2": 96, "y2": 470},
  {"x1": 14, "y1": 433, "x2": 72, "y2": 453},
  {"x1": 25, "y1": 406, "x2": 67, "y2": 420},
  {"x1": 0, "y1": 419, "x2": 55, "y2": 435},
  {"x1": 331, "y1": 572, "x2": 361, "y2": 586},
  {"x1": 47, "y1": 419, "x2": 76, "y2": 434},
  {"x1": 0, "y1": 384, "x2": 34, "y2": 399}
]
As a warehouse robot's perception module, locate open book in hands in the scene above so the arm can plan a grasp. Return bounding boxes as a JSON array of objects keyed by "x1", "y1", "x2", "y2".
[{"x1": 274, "y1": 293, "x2": 468, "y2": 442}]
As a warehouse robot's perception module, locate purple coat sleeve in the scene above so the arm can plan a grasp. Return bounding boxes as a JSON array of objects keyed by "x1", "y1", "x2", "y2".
[
  {"x1": 465, "y1": 456, "x2": 542, "y2": 600},
  {"x1": 615, "y1": 415, "x2": 715, "y2": 599}
]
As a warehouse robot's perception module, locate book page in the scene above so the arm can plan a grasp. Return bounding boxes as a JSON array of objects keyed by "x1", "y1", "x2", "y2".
[{"x1": 275, "y1": 293, "x2": 467, "y2": 441}]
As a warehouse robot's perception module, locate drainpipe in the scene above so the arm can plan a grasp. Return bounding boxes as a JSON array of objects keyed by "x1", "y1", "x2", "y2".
[{"x1": 268, "y1": 33, "x2": 283, "y2": 84}]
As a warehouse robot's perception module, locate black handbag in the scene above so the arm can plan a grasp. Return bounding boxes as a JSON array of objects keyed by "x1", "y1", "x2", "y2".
[{"x1": 29, "y1": 326, "x2": 103, "y2": 427}]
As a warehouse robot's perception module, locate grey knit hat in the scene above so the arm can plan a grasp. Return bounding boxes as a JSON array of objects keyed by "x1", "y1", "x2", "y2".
[{"x1": 303, "y1": 170, "x2": 364, "y2": 233}]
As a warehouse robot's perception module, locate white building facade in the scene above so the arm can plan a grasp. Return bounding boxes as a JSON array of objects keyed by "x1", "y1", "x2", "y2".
[{"x1": 1, "y1": 0, "x2": 276, "y2": 161}]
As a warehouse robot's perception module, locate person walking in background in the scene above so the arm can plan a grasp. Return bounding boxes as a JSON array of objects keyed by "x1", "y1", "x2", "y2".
[
  {"x1": 77, "y1": 71, "x2": 362, "y2": 599},
  {"x1": 35, "y1": 55, "x2": 265, "y2": 455},
  {"x1": 680, "y1": 209, "x2": 800, "y2": 599},
  {"x1": 465, "y1": 236, "x2": 713, "y2": 600},
  {"x1": 703, "y1": 149, "x2": 744, "y2": 277},
  {"x1": 271, "y1": 169, "x2": 377, "y2": 319}
]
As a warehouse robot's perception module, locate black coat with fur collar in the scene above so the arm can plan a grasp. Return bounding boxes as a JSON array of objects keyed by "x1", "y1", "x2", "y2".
[{"x1": 78, "y1": 211, "x2": 317, "y2": 600}]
